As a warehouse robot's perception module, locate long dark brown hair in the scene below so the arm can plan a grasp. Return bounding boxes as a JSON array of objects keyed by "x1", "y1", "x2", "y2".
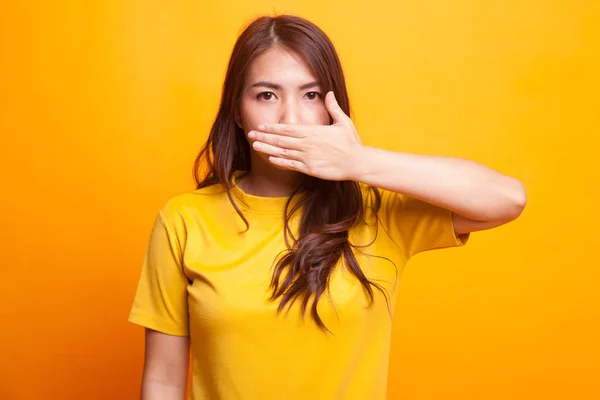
[{"x1": 193, "y1": 15, "x2": 389, "y2": 332}]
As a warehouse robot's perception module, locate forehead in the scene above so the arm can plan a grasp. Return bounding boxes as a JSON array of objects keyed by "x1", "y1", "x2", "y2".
[{"x1": 245, "y1": 47, "x2": 318, "y2": 85}]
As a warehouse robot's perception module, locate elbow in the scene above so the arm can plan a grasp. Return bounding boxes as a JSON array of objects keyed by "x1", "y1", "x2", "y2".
[{"x1": 504, "y1": 178, "x2": 527, "y2": 222}]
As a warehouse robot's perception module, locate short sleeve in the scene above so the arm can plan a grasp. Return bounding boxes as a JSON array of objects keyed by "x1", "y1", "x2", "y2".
[
  {"x1": 128, "y1": 211, "x2": 190, "y2": 336},
  {"x1": 378, "y1": 189, "x2": 469, "y2": 260}
]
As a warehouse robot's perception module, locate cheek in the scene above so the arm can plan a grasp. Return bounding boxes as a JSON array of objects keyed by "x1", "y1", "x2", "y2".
[
  {"x1": 239, "y1": 100, "x2": 272, "y2": 158},
  {"x1": 239, "y1": 100, "x2": 278, "y2": 132},
  {"x1": 304, "y1": 103, "x2": 330, "y2": 125}
]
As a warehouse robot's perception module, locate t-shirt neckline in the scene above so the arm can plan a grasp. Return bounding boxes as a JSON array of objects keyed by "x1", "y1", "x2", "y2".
[{"x1": 230, "y1": 171, "x2": 302, "y2": 214}]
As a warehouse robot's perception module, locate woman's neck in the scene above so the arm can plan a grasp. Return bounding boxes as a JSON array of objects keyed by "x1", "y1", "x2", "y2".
[{"x1": 236, "y1": 156, "x2": 302, "y2": 197}]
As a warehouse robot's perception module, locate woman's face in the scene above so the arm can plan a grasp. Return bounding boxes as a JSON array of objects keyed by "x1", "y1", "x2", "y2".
[{"x1": 238, "y1": 47, "x2": 330, "y2": 164}]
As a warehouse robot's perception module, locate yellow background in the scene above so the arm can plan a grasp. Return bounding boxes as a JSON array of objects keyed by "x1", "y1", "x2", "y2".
[{"x1": 1, "y1": 1, "x2": 599, "y2": 399}]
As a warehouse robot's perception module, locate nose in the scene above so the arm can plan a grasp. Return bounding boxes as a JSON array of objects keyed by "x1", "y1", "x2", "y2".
[{"x1": 278, "y1": 98, "x2": 300, "y2": 125}]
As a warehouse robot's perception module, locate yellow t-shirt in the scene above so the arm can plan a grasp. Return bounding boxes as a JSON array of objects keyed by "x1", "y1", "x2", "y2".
[{"x1": 128, "y1": 175, "x2": 468, "y2": 400}]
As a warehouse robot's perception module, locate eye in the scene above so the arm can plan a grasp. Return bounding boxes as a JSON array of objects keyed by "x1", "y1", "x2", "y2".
[
  {"x1": 257, "y1": 92, "x2": 277, "y2": 101},
  {"x1": 305, "y1": 91, "x2": 321, "y2": 100}
]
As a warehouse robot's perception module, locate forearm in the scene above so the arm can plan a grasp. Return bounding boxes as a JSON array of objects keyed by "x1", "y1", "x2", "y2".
[{"x1": 352, "y1": 146, "x2": 527, "y2": 222}]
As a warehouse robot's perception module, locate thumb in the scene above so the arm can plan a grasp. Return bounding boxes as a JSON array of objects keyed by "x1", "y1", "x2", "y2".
[{"x1": 325, "y1": 91, "x2": 348, "y2": 124}]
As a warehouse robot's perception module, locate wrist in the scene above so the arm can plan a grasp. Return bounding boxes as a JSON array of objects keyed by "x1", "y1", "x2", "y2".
[{"x1": 347, "y1": 144, "x2": 372, "y2": 182}]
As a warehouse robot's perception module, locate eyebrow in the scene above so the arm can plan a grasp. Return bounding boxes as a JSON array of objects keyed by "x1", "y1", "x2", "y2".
[{"x1": 250, "y1": 81, "x2": 320, "y2": 90}]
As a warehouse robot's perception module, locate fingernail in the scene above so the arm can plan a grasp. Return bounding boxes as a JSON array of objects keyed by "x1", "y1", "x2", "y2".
[
  {"x1": 248, "y1": 131, "x2": 256, "y2": 138},
  {"x1": 258, "y1": 124, "x2": 265, "y2": 130}
]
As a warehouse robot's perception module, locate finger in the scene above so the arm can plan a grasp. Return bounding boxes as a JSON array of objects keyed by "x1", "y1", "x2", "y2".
[
  {"x1": 268, "y1": 157, "x2": 308, "y2": 174},
  {"x1": 325, "y1": 91, "x2": 348, "y2": 125},
  {"x1": 252, "y1": 141, "x2": 303, "y2": 161},
  {"x1": 248, "y1": 131, "x2": 303, "y2": 150},
  {"x1": 257, "y1": 124, "x2": 309, "y2": 138}
]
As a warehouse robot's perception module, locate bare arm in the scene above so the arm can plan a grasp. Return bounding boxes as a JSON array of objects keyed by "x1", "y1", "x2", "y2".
[
  {"x1": 353, "y1": 147, "x2": 527, "y2": 234},
  {"x1": 141, "y1": 329, "x2": 190, "y2": 400}
]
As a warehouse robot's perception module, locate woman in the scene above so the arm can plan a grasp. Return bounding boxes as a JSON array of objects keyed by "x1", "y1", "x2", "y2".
[{"x1": 128, "y1": 14, "x2": 526, "y2": 400}]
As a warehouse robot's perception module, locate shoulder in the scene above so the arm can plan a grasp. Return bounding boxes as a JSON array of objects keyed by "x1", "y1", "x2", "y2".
[
  {"x1": 159, "y1": 182, "x2": 228, "y2": 224},
  {"x1": 358, "y1": 184, "x2": 440, "y2": 224},
  {"x1": 358, "y1": 183, "x2": 409, "y2": 209}
]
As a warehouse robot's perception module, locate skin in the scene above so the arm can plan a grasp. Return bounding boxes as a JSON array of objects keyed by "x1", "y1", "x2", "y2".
[
  {"x1": 140, "y1": 45, "x2": 527, "y2": 399},
  {"x1": 140, "y1": 330, "x2": 189, "y2": 400}
]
